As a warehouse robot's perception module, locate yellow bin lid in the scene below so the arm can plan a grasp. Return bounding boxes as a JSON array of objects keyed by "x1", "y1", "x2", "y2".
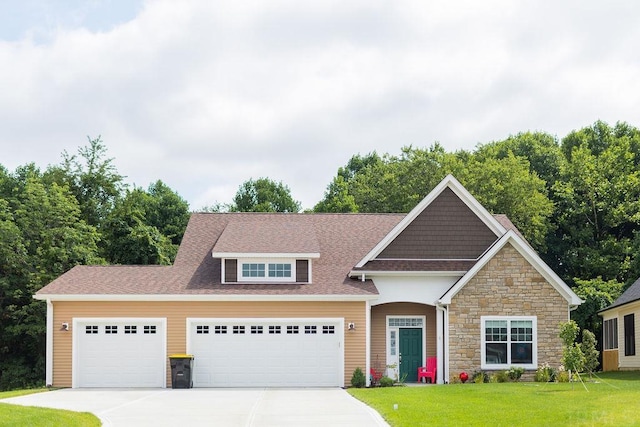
[{"x1": 169, "y1": 354, "x2": 194, "y2": 358}]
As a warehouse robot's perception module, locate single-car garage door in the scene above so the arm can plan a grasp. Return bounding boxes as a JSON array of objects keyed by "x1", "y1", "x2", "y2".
[
  {"x1": 189, "y1": 318, "x2": 343, "y2": 387},
  {"x1": 74, "y1": 318, "x2": 166, "y2": 388}
]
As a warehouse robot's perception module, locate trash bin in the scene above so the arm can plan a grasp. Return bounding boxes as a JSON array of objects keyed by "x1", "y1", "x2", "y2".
[{"x1": 169, "y1": 354, "x2": 194, "y2": 389}]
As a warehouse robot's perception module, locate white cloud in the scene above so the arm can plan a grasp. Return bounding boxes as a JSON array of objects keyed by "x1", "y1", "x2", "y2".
[{"x1": 1, "y1": 0, "x2": 639, "y2": 209}]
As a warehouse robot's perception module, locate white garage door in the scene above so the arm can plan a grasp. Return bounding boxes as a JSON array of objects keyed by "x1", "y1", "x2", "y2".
[
  {"x1": 74, "y1": 318, "x2": 166, "y2": 388},
  {"x1": 189, "y1": 318, "x2": 343, "y2": 387}
]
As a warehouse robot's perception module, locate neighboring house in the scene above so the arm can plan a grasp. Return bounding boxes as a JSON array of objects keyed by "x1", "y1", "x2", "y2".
[
  {"x1": 599, "y1": 277, "x2": 640, "y2": 371},
  {"x1": 35, "y1": 175, "x2": 582, "y2": 388}
]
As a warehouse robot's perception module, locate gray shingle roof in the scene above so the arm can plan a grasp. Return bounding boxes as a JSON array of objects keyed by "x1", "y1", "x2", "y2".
[{"x1": 602, "y1": 277, "x2": 640, "y2": 311}]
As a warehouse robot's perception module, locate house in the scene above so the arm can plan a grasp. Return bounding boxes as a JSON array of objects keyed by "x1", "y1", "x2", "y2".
[
  {"x1": 599, "y1": 277, "x2": 640, "y2": 371},
  {"x1": 35, "y1": 175, "x2": 582, "y2": 388}
]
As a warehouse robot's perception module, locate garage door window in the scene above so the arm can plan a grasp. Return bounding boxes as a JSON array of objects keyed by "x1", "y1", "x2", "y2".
[
  {"x1": 305, "y1": 325, "x2": 317, "y2": 334},
  {"x1": 323, "y1": 326, "x2": 335, "y2": 334},
  {"x1": 251, "y1": 326, "x2": 264, "y2": 334},
  {"x1": 125, "y1": 325, "x2": 137, "y2": 334},
  {"x1": 144, "y1": 325, "x2": 156, "y2": 334},
  {"x1": 105, "y1": 325, "x2": 118, "y2": 334},
  {"x1": 287, "y1": 326, "x2": 299, "y2": 334},
  {"x1": 233, "y1": 326, "x2": 245, "y2": 334},
  {"x1": 269, "y1": 326, "x2": 281, "y2": 334},
  {"x1": 215, "y1": 326, "x2": 227, "y2": 334},
  {"x1": 196, "y1": 325, "x2": 209, "y2": 334}
]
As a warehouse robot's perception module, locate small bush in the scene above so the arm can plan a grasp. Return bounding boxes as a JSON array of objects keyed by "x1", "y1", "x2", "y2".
[
  {"x1": 379, "y1": 376, "x2": 395, "y2": 387},
  {"x1": 508, "y1": 366, "x2": 525, "y2": 382},
  {"x1": 472, "y1": 370, "x2": 488, "y2": 383},
  {"x1": 492, "y1": 371, "x2": 510, "y2": 383},
  {"x1": 556, "y1": 366, "x2": 570, "y2": 383},
  {"x1": 534, "y1": 363, "x2": 556, "y2": 382},
  {"x1": 351, "y1": 367, "x2": 366, "y2": 388}
]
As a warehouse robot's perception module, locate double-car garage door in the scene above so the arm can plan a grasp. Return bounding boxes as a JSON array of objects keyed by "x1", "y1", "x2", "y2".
[
  {"x1": 189, "y1": 319, "x2": 342, "y2": 387},
  {"x1": 74, "y1": 318, "x2": 342, "y2": 388}
]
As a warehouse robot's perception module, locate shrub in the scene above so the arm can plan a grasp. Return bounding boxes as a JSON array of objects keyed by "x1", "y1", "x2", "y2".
[
  {"x1": 379, "y1": 376, "x2": 395, "y2": 387},
  {"x1": 556, "y1": 365, "x2": 570, "y2": 382},
  {"x1": 351, "y1": 367, "x2": 366, "y2": 388},
  {"x1": 534, "y1": 363, "x2": 556, "y2": 382},
  {"x1": 508, "y1": 366, "x2": 525, "y2": 381},
  {"x1": 581, "y1": 329, "x2": 600, "y2": 377},
  {"x1": 472, "y1": 370, "x2": 488, "y2": 383},
  {"x1": 492, "y1": 371, "x2": 510, "y2": 383}
]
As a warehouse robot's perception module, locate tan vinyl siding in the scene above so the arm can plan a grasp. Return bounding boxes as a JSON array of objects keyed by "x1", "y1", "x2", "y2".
[
  {"x1": 370, "y1": 303, "x2": 437, "y2": 371},
  {"x1": 52, "y1": 300, "x2": 365, "y2": 388}
]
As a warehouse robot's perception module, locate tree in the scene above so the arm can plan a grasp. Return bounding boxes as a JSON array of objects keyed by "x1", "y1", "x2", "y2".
[
  {"x1": 474, "y1": 131, "x2": 565, "y2": 189},
  {"x1": 144, "y1": 180, "x2": 190, "y2": 246},
  {"x1": 559, "y1": 321, "x2": 585, "y2": 381},
  {"x1": 452, "y1": 152, "x2": 554, "y2": 251},
  {"x1": 0, "y1": 171, "x2": 101, "y2": 390},
  {"x1": 230, "y1": 178, "x2": 301, "y2": 213},
  {"x1": 549, "y1": 121, "x2": 640, "y2": 283},
  {"x1": 101, "y1": 187, "x2": 177, "y2": 265},
  {"x1": 46, "y1": 136, "x2": 125, "y2": 227},
  {"x1": 571, "y1": 277, "x2": 623, "y2": 339},
  {"x1": 581, "y1": 329, "x2": 599, "y2": 378}
]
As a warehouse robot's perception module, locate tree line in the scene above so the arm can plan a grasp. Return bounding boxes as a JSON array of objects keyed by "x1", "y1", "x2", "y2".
[{"x1": 1, "y1": 120, "x2": 638, "y2": 389}]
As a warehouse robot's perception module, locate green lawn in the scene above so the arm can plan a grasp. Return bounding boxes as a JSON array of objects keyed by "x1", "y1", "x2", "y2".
[
  {"x1": 0, "y1": 389, "x2": 101, "y2": 427},
  {"x1": 349, "y1": 371, "x2": 640, "y2": 427}
]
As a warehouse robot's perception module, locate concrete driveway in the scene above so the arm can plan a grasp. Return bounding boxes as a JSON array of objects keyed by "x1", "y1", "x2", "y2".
[{"x1": 1, "y1": 388, "x2": 390, "y2": 427}]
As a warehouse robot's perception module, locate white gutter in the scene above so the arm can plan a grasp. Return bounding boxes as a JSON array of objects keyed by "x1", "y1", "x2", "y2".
[{"x1": 34, "y1": 294, "x2": 380, "y2": 302}]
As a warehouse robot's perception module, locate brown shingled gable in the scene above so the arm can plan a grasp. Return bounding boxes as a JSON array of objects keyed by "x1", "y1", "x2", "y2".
[{"x1": 378, "y1": 187, "x2": 498, "y2": 260}]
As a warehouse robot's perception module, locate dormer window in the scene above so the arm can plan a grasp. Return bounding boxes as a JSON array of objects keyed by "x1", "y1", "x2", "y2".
[
  {"x1": 219, "y1": 257, "x2": 313, "y2": 284},
  {"x1": 241, "y1": 262, "x2": 292, "y2": 279}
]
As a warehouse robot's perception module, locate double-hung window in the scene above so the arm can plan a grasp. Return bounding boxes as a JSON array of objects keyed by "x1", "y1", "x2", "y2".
[
  {"x1": 624, "y1": 314, "x2": 635, "y2": 357},
  {"x1": 481, "y1": 316, "x2": 536, "y2": 369},
  {"x1": 603, "y1": 318, "x2": 618, "y2": 350}
]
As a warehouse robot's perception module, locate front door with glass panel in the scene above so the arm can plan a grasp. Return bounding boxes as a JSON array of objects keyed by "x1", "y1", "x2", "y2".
[{"x1": 399, "y1": 328, "x2": 422, "y2": 382}]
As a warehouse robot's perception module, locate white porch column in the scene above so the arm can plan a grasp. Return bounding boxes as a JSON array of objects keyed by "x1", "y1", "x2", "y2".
[
  {"x1": 436, "y1": 304, "x2": 448, "y2": 384},
  {"x1": 45, "y1": 299, "x2": 53, "y2": 387},
  {"x1": 365, "y1": 300, "x2": 371, "y2": 387}
]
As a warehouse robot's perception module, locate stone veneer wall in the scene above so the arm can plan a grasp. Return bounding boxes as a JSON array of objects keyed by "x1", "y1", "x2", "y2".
[{"x1": 448, "y1": 243, "x2": 569, "y2": 381}]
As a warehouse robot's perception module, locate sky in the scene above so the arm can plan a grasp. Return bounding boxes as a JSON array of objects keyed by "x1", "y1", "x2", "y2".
[{"x1": 1, "y1": 0, "x2": 639, "y2": 210}]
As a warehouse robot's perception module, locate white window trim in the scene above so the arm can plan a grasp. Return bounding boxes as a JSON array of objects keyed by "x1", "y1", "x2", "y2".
[
  {"x1": 481, "y1": 315, "x2": 537, "y2": 370},
  {"x1": 237, "y1": 258, "x2": 297, "y2": 283},
  {"x1": 385, "y1": 315, "x2": 426, "y2": 380}
]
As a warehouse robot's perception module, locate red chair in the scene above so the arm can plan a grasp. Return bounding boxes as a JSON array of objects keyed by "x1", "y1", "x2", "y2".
[
  {"x1": 417, "y1": 357, "x2": 437, "y2": 383},
  {"x1": 370, "y1": 368, "x2": 383, "y2": 386}
]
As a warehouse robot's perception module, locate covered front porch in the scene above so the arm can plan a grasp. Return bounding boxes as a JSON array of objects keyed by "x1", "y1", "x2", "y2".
[{"x1": 368, "y1": 302, "x2": 445, "y2": 384}]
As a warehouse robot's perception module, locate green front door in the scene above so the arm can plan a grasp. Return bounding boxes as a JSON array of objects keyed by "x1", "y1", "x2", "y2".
[{"x1": 399, "y1": 328, "x2": 422, "y2": 382}]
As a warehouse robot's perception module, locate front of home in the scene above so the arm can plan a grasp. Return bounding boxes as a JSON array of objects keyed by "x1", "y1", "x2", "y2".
[
  {"x1": 599, "y1": 277, "x2": 640, "y2": 371},
  {"x1": 35, "y1": 175, "x2": 582, "y2": 388}
]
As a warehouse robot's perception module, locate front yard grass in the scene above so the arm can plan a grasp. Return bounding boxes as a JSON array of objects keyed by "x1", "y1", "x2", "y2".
[
  {"x1": 0, "y1": 389, "x2": 101, "y2": 427},
  {"x1": 349, "y1": 371, "x2": 640, "y2": 426}
]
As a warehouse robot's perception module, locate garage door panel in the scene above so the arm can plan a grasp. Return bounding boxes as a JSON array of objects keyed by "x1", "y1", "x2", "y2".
[
  {"x1": 75, "y1": 319, "x2": 165, "y2": 388},
  {"x1": 190, "y1": 319, "x2": 342, "y2": 387}
]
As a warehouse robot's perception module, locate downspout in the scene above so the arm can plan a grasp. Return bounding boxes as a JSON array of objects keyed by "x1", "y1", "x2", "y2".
[{"x1": 46, "y1": 299, "x2": 53, "y2": 387}]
